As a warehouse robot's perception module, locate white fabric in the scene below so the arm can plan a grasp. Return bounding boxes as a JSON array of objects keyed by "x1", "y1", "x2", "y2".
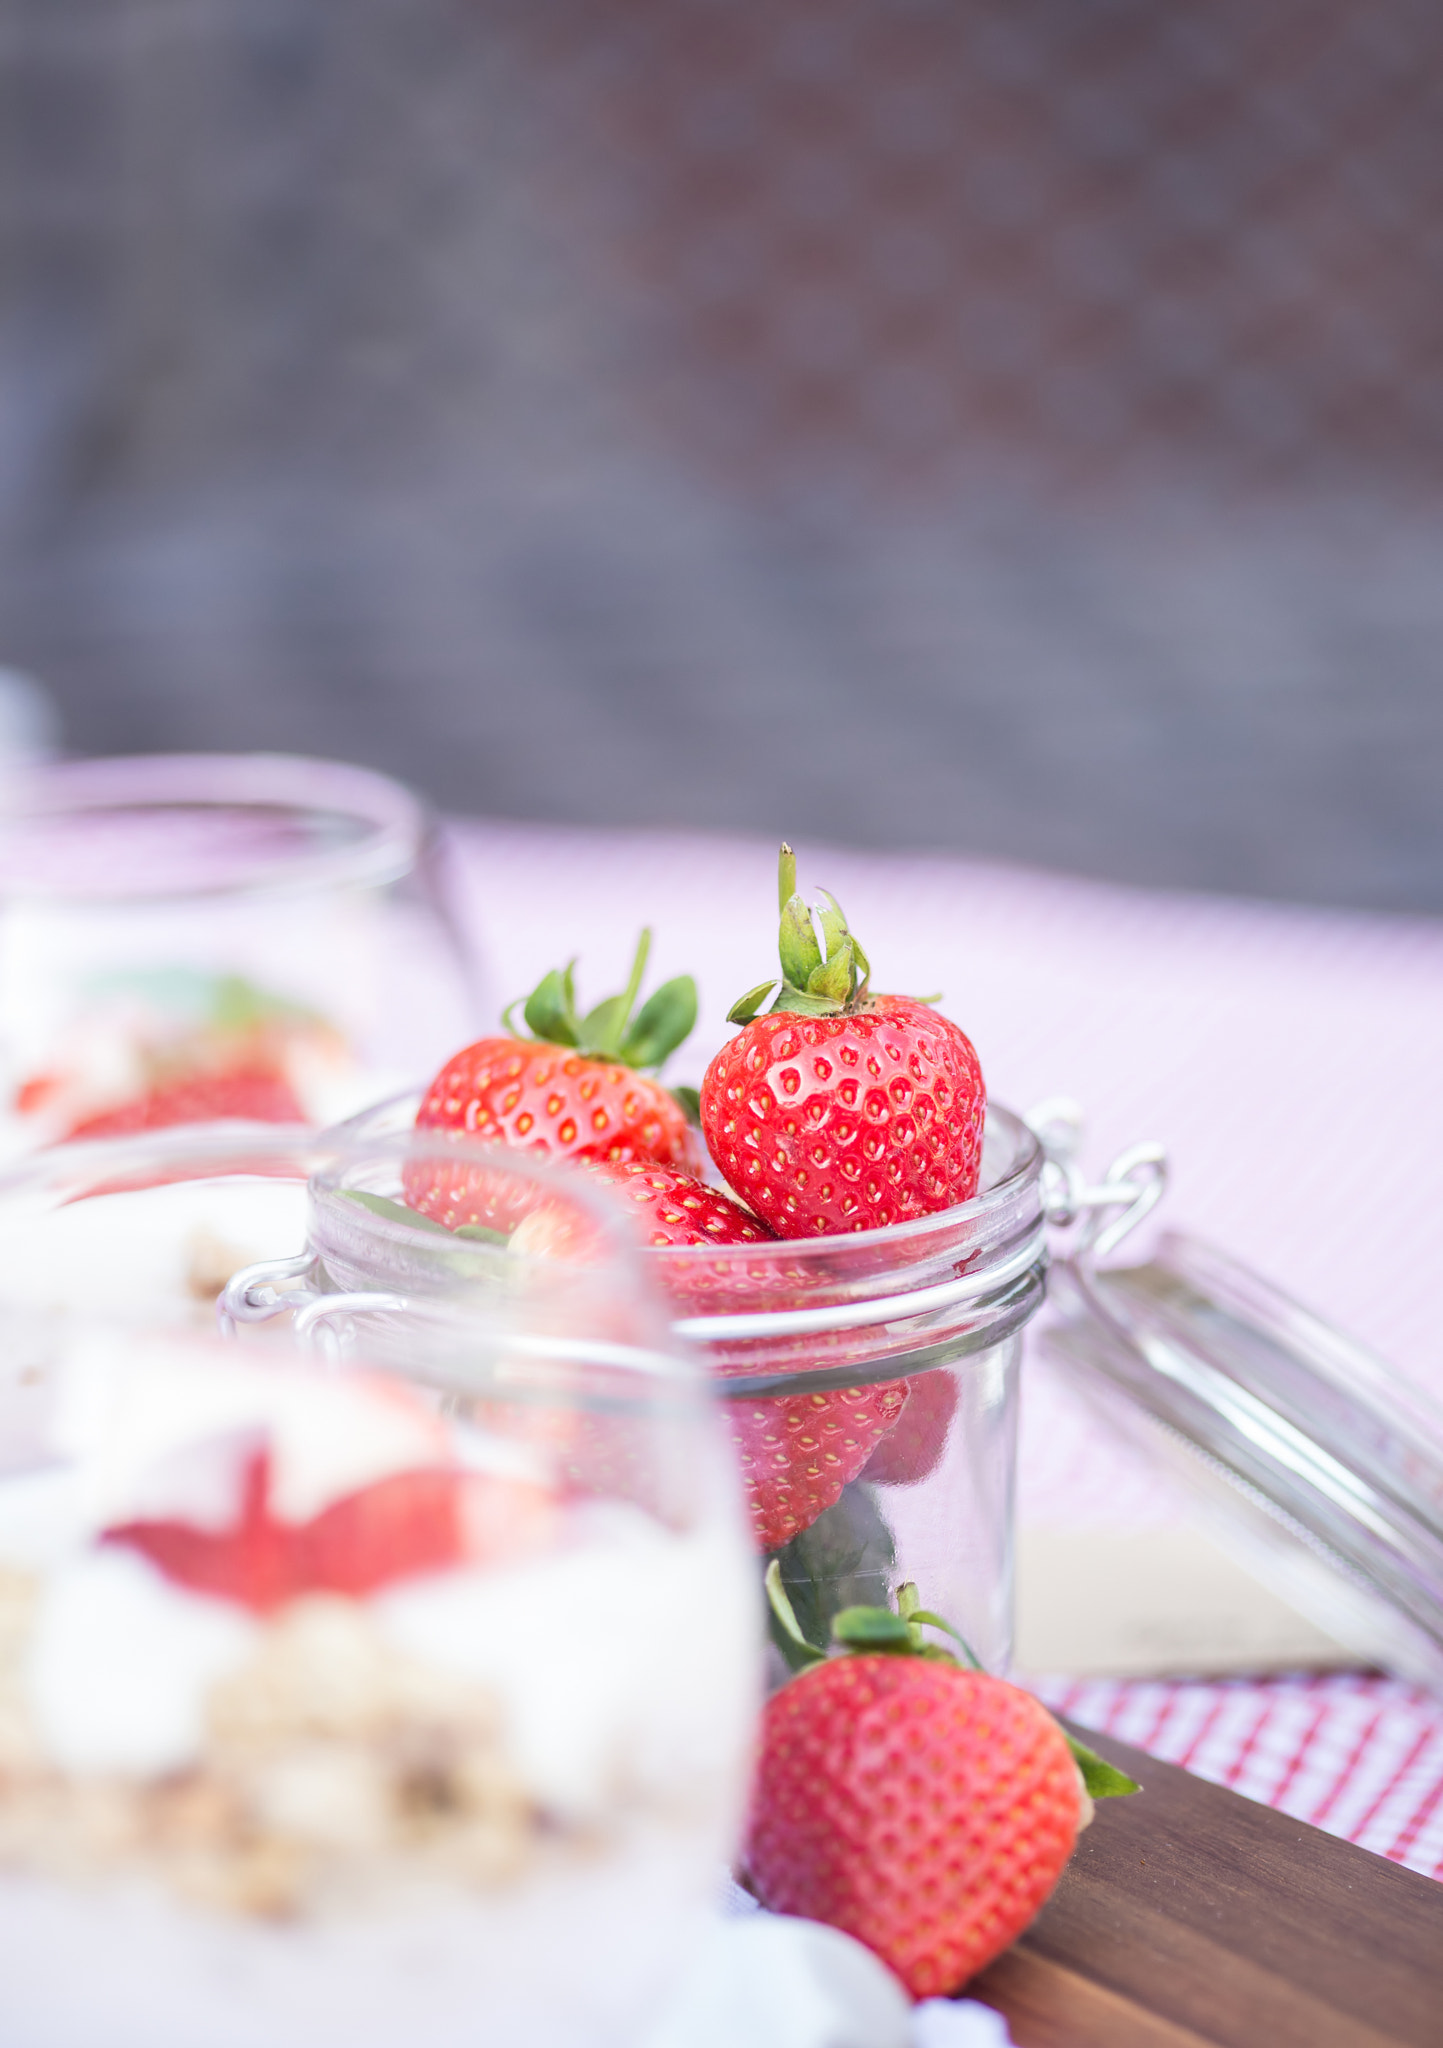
[{"x1": 644, "y1": 1912, "x2": 1013, "y2": 2048}]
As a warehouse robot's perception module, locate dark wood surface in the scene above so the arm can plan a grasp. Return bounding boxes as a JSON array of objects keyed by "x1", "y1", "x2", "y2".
[{"x1": 968, "y1": 1724, "x2": 1443, "y2": 2048}]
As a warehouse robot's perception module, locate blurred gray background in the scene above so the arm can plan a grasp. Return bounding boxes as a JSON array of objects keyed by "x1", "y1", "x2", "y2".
[{"x1": 3, "y1": 0, "x2": 1442, "y2": 908}]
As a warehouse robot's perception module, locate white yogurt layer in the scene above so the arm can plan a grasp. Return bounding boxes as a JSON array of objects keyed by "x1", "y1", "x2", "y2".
[
  {"x1": 0, "y1": 1465, "x2": 90, "y2": 1572},
  {"x1": 19, "y1": 1499, "x2": 758, "y2": 1817},
  {"x1": 28, "y1": 1546, "x2": 260, "y2": 1776},
  {"x1": 376, "y1": 1505, "x2": 759, "y2": 1820},
  {"x1": 0, "y1": 1181, "x2": 310, "y2": 1319}
]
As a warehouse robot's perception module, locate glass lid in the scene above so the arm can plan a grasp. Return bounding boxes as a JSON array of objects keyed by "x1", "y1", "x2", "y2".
[{"x1": 1042, "y1": 1229, "x2": 1443, "y2": 1691}]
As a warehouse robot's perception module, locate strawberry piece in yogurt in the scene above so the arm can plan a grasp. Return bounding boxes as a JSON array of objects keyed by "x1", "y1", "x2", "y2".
[{"x1": 104, "y1": 1450, "x2": 554, "y2": 1612}]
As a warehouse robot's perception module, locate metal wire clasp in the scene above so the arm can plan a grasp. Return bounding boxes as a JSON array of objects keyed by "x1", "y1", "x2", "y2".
[
  {"x1": 1025, "y1": 1096, "x2": 1167, "y2": 1264},
  {"x1": 216, "y1": 1251, "x2": 322, "y2": 1337},
  {"x1": 216, "y1": 1251, "x2": 410, "y2": 1354}
]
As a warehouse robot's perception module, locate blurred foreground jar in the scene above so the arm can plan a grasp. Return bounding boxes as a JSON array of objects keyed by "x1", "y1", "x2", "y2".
[
  {"x1": 232, "y1": 1096, "x2": 1081, "y2": 1676},
  {"x1": 0, "y1": 1125, "x2": 757, "y2": 2048},
  {"x1": 0, "y1": 754, "x2": 482, "y2": 1154}
]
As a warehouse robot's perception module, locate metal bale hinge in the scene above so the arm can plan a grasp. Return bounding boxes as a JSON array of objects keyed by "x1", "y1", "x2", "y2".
[{"x1": 1025, "y1": 1096, "x2": 1168, "y2": 1264}]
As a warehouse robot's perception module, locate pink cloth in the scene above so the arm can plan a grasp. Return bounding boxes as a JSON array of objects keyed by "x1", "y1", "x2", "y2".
[{"x1": 448, "y1": 821, "x2": 1443, "y2": 1878}]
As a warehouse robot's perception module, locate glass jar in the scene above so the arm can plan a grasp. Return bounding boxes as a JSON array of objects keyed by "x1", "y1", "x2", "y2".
[
  {"x1": 230, "y1": 1094, "x2": 1051, "y2": 1676},
  {"x1": 0, "y1": 754, "x2": 482, "y2": 1154},
  {"x1": 646, "y1": 1104, "x2": 1047, "y2": 1673},
  {"x1": 0, "y1": 1124, "x2": 758, "y2": 2048},
  {"x1": 1045, "y1": 1230, "x2": 1443, "y2": 1691}
]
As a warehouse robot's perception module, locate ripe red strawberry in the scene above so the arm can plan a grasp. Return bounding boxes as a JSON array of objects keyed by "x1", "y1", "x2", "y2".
[
  {"x1": 104, "y1": 1449, "x2": 551, "y2": 1610},
  {"x1": 744, "y1": 1582, "x2": 1133, "y2": 1999},
  {"x1": 729, "y1": 1381, "x2": 909, "y2": 1552},
  {"x1": 409, "y1": 931, "x2": 701, "y2": 1230},
  {"x1": 584, "y1": 1160, "x2": 774, "y2": 1248},
  {"x1": 67, "y1": 1064, "x2": 306, "y2": 1139},
  {"x1": 861, "y1": 1368, "x2": 958, "y2": 1486},
  {"x1": 493, "y1": 1162, "x2": 769, "y2": 1265},
  {"x1": 700, "y1": 850, "x2": 985, "y2": 1237}
]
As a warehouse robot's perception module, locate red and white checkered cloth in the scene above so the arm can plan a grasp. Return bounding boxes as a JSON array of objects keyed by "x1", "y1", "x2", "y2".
[
  {"x1": 450, "y1": 820, "x2": 1443, "y2": 1881},
  {"x1": 1032, "y1": 1671, "x2": 1443, "y2": 1879}
]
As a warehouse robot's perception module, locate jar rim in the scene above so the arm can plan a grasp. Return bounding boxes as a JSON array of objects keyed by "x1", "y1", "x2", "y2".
[
  {"x1": 330, "y1": 1090, "x2": 1043, "y2": 1268},
  {"x1": 0, "y1": 754, "x2": 431, "y2": 904},
  {"x1": 645, "y1": 1100, "x2": 1043, "y2": 1265}
]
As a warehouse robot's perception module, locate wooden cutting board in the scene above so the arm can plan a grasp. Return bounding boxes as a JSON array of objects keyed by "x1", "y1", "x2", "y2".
[{"x1": 968, "y1": 1724, "x2": 1443, "y2": 2048}]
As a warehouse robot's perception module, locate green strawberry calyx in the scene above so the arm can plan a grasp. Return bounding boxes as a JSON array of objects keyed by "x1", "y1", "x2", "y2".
[
  {"x1": 500, "y1": 929, "x2": 698, "y2": 1074},
  {"x1": 764, "y1": 1563, "x2": 1140, "y2": 1801},
  {"x1": 727, "y1": 846, "x2": 873, "y2": 1025}
]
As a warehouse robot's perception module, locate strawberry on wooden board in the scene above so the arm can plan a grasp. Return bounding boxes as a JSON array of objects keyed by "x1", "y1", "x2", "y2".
[
  {"x1": 409, "y1": 931, "x2": 701, "y2": 1231},
  {"x1": 700, "y1": 849, "x2": 986, "y2": 1237},
  {"x1": 746, "y1": 1577, "x2": 1139, "y2": 2000}
]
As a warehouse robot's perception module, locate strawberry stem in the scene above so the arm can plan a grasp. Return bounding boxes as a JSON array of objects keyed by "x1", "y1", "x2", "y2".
[
  {"x1": 724, "y1": 846, "x2": 945, "y2": 1026},
  {"x1": 778, "y1": 843, "x2": 797, "y2": 912},
  {"x1": 905, "y1": 1603, "x2": 983, "y2": 1670},
  {"x1": 580, "y1": 928, "x2": 650, "y2": 1056},
  {"x1": 727, "y1": 846, "x2": 876, "y2": 1024},
  {"x1": 831, "y1": 1583, "x2": 981, "y2": 1664},
  {"x1": 504, "y1": 935, "x2": 697, "y2": 1072},
  {"x1": 765, "y1": 1561, "x2": 826, "y2": 1669},
  {"x1": 832, "y1": 1606, "x2": 915, "y2": 1652},
  {"x1": 767, "y1": 1569, "x2": 1143, "y2": 1801}
]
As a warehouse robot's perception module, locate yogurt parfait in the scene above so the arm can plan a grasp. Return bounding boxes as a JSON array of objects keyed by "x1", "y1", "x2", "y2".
[{"x1": 0, "y1": 1310, "x2": 756, "y2": 2045}]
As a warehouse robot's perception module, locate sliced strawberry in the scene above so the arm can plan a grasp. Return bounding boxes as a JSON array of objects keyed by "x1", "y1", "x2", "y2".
[
  {"x1": 107, "y1": 1451, "x2": 294, "y2": 1610},
  {"x1": 15, "y1": 1071, "x2": 64, "y2": 1115},
  {"x1": 103, "y1": 1450, "x2": 548, "y2": 1610},
  {"x1": 861, "y1": 1368, "x2": 958, "y2": 1486},
  {"x1": 68, "y1": 1065, "x2": 307, "y2": 1139},
  {"x1": 291, "y1": 1466, "x2": 476, "y2": 1599}
]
